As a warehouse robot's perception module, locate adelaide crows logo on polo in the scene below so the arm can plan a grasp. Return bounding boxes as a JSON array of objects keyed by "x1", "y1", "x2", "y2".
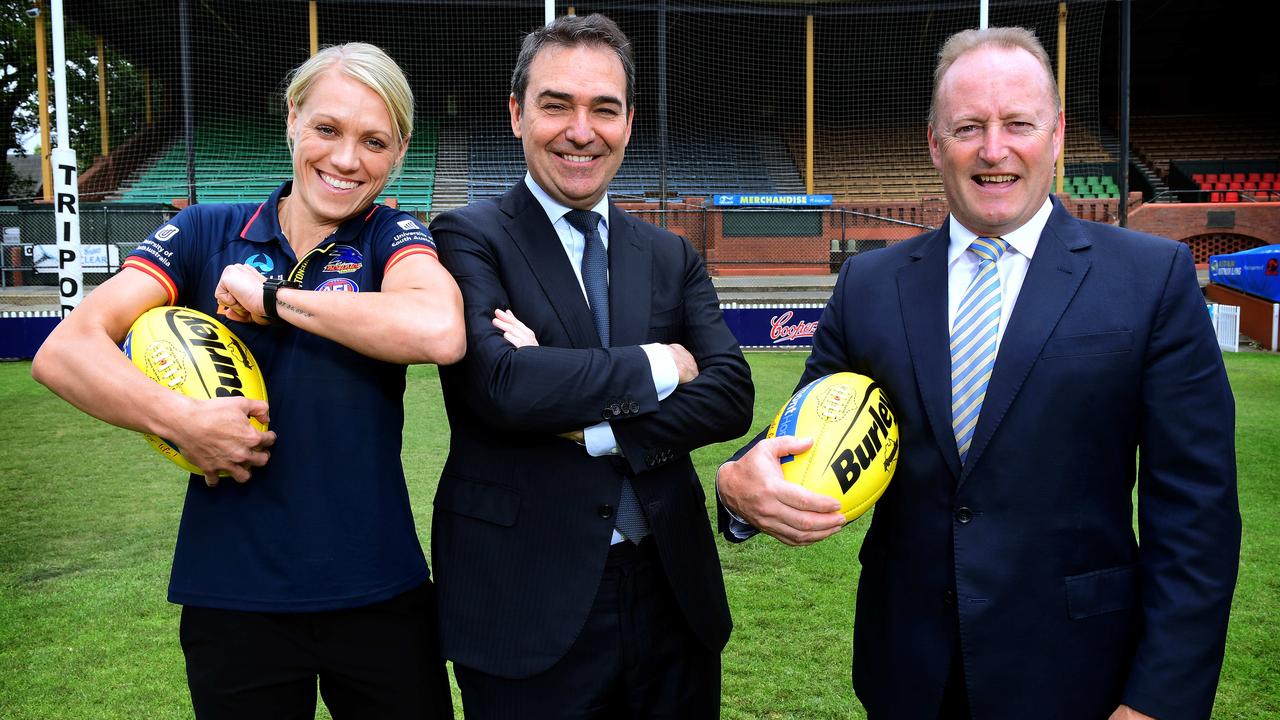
[{"x1": 322, "y1": 245, "x2": 363, "y2": 274}]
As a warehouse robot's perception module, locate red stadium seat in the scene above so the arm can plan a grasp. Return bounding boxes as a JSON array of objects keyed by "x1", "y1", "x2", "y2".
[
  {"x1": 1225, "y1": 192, "x2": 1240, "y2": 202},
  {"x1": 1230, "y1": 182, "x2": 1243, "y2": 190},
  {"x1": 1206, "y1": 173, "x2": 1219, "y2": 183},
  {"x1": 1261, "y1": 181, "x2": 1273, "y2": 190},
  {"x1": 1232, "y1": 172, "x2": 1245, "y2": 182},
  {"x1": 1264, "y1": 172, "x2": 1277, "y2": 183},
  {"x1": 1248, "y1": 173, "x2": 1261, "y2": 182},
  {"x1": 1210, "y1": 192, "x2": 1222, "y2": 203},
  {"x1": 1244, "y1": 181, "x2": 1258, "y2": 190},
  {"x1": 1199, "y1": 182, "x2": 1212, "y2": 190},
  {"x1": 1215, "y1": 182, "x2": 1228, "y2": 190},
  {"x1": 1192, "y1": 173, "x2": 1205, "y2": 183}
]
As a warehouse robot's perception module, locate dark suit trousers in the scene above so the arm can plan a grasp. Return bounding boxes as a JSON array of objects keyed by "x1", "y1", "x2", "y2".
[{"x1": 453, "y1": 538, "x2": 720, "y2": 719}]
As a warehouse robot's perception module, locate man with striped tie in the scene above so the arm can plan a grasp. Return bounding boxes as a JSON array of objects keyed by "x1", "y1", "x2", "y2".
[{"x1": 717, "y1": 26, "x2": 1238, "y2": 720}]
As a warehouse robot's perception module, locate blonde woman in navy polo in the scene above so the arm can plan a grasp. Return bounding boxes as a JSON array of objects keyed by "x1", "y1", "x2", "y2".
[{"x1": 33, "y1": 43, "x2": 464, "y2": 718}]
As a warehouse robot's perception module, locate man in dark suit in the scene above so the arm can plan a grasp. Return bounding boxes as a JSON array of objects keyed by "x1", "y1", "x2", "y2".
[
  {"x1": 430, "y1": 13, "x2": 752, "y2": 718},
  {"x1": 717, "y1": 27, "x2": 1239, "y2": 720}
]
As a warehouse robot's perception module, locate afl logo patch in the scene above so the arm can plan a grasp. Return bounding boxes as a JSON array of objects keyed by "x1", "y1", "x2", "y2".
[
  {"x1": 323, "y1": 245, "x2": 363, "y2": 274},
  {"x1": 316, "y1": 278, "x2": 359, "y2": 292}
]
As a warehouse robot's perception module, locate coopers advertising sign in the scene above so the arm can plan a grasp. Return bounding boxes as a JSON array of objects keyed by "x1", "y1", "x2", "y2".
[{"x1": 721, "y1": 305, "x2": 823, "y2": 348}]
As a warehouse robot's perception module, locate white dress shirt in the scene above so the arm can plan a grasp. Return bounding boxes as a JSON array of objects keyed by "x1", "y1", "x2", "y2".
[
  {"x1": 522, "y1": 173, "x2": 679, "y2": 457},
  {"x1": 946, "y1": 197, "x2": 1053, "y2": 346}
]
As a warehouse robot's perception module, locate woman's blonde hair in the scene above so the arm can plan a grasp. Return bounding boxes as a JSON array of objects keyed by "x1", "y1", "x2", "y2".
[{"x1": 285, "y1": 42, "x2": 414, "y2": 150}]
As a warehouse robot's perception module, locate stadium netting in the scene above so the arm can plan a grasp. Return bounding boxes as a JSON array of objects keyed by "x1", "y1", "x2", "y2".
[{"x1": 19, "y1": 1, "x2": 1109, "y2": 216}]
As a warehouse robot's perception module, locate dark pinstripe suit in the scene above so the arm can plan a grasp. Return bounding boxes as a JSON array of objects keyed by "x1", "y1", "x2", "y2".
[{"x1": 430, "y1": 182, "x2": 751, "y2": 689}]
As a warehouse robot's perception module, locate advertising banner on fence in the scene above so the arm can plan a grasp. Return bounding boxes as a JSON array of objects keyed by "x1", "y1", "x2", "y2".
[
  {"x1": 721, "y1": 305, "x2": 823, "y2": 348},
  {"x1": 712, "y1": 194, "x2": 833, "y2": 207},
  {"x1": 30, "y1": 244, "x2": 119, "y2": 273},
  {"x1": 1209, "y1": 245, "x2": 1280, "y2": 303},
  {"x1": 0, "y1": 314, "x2": 60, "y2": 360}
]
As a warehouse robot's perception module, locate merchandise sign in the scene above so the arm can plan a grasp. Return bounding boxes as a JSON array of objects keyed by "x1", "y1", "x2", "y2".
[{"x1": 712, "y1": 194, "x2": 833, "y2": 207}]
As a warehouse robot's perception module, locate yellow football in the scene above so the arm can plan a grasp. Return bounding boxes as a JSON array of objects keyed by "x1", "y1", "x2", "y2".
[
  {"x1": 767, "y1": 372, "x2": 899, "y2": 522},
  {"x1": 122, "y1": 306, "x2": 268, "y2": 474}
]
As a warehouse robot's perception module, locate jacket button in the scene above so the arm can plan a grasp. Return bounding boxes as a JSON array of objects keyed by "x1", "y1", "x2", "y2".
[
  {"x1": 598, "y1": 504, "x2": 614, "y2": 519},
  {"x1": 610, "y1": 403, "x2": 622, "y2": 416},
  {"x1": 602, "y1": 408, "x2": 613, "y2": 420},
  {"x1": 644, "y1": 454, "x2": 656, "y2": 466},
  {"x1": 942, "y1": 590, "x2": 956, "y2": 606},
  {"x1": 629, "y1": 401, "x2": 639, "y2": 413},
  {"x1": 955, "y1": 507, "x2": 973, "y2": 524}
]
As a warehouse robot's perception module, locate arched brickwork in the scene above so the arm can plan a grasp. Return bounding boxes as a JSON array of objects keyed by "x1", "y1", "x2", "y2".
[{"x1": 1183, "y1": 233, "x2": 1267, "y2": 263}]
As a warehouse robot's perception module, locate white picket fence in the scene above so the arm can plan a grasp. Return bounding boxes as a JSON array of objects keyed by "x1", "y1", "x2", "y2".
[{"x1": 1207, "y1": 303, "x2": 1241, "y2": 353}]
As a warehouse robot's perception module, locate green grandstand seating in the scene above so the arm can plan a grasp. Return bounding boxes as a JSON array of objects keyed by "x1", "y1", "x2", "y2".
[
  {"x1": 119, "y1": 117, "x2": 437, "y2": 211},
  {"x1": 1065, "y1": 175, "x2": 1118, "y2": 199}
]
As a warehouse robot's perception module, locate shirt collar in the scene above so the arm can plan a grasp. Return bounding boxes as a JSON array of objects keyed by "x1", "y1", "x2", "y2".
[
  {"x1": 239, "y1": 180, "x2": 382, "y2": 246},
  {"x1": 946, "y1": 196, "x2": 1053, "y2": 265},
  {"x1": 524, "y1": 172, "x2": 611, "y2": 231}
]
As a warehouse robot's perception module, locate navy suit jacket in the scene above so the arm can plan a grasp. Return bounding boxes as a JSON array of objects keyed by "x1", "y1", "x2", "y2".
[
  {"x1": 723, "y1": 199, "x2": 1239, "y2": 719},
  {"x1": 432, "y1": 182, "x2": 752, "y2": 679}
]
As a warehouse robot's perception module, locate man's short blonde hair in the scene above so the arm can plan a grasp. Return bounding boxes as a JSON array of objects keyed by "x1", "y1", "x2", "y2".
[
  {"x1": 286, "y1": 42, "x2": 414, "y2": 149},
  {"x1": 928, "y1": 27, "x2": 1060, "y2": 129}
]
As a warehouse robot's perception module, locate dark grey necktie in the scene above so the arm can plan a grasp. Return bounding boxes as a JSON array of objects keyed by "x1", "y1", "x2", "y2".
[
  {"x1": 563, "y1": 209, "x2": 648, "y2": 543},
  {"x1": 564, "y1": 210, "x2": 610, "y2": 346}
]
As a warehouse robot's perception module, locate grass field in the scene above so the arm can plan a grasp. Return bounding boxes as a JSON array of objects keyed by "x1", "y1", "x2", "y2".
[{"x1": 1, "y1": 351, "x2": 1277, "y2": 718}]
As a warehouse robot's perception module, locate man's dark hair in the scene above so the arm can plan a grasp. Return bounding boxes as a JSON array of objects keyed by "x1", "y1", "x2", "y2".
[{"x1": 511, "y1": 13, "x2": 635, "y2": 110}]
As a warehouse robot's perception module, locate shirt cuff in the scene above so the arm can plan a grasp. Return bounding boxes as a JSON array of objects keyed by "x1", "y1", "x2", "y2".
[
  {"x1": 641, "y1": 343, "x2": 679, "y2": 401},
  {"x1": 715, "y1": 468, "x2": 758, "y2": 540},
  {"x1": 584, "y1": 422, "x2": 620, "y2": 457}
]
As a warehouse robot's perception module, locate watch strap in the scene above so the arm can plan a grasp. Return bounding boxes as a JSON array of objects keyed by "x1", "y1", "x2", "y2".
[{"x1": 262, "y1": 278, "x2": 299, "y2": 321}]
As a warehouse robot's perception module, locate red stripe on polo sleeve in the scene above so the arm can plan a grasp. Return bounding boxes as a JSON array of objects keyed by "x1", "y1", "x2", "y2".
[
  {"x1": 384, "y1": 245, "x2": 438, "y2": 274},
  {"x1": 122, "y1": 257, "x2": 179, "y2": 305}
]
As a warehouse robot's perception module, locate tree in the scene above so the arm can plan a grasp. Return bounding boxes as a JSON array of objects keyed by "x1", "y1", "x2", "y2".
[
  {"x1": 1, "y1": 0, "x2": 40, "y2": 200},
  {"x1": 2, "y1": 0, "x2": 147, "y2": 202}
]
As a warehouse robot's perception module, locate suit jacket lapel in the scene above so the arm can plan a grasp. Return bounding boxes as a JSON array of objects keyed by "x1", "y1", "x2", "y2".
[
  {"x1": 606, "y1": 205, "x2": 652, "y2": 348},
  {"x1": 499, "y1": 183, "x2": 600, "y2": 349},
  {"x1": 898, "y1": 224, "x2": 962, "y2": 482},
  {"x1": 959, "y1": 201, "x2": 1092, "y2": 484}
]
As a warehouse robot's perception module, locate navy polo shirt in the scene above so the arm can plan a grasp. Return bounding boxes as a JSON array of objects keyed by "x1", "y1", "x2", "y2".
[{"x1": 123, "y1": 182, "x2": 438, "y2": 612}]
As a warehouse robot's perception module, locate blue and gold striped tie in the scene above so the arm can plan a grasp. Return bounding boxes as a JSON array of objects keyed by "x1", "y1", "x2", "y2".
[{"x1": 951, "y1": 236, "x2": 1009, "y2": 464}]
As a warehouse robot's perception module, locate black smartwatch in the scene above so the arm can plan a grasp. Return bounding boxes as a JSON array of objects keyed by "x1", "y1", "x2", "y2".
[{"x1": 262, "y1": 277, "x2": 301, "y2": 322}]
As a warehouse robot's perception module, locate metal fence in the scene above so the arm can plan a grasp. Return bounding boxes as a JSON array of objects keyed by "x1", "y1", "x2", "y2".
[
  {"x1": 626, "y1": 205, "x2": 934, "y2": 274},
  {"x1": 0, "y1": 205, "x2": 176, "y2": 290},
  {"x1": 1, "y1": 203, "x2": 932, "y2": 295}
]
